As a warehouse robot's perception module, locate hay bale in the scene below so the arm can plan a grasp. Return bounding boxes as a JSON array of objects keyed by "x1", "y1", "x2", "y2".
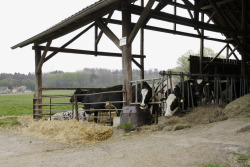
[{"x1": 18, "y1": 116, "x2": 113, "y2": 145}]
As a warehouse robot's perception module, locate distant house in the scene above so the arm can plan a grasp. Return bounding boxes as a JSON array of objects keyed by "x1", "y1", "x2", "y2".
[
  {"x1": 0, "y1": 86, "x2": 9, "y2": 94},
  {"x1": 12, "y1": 86, "x2": 26, "y2": 93}
]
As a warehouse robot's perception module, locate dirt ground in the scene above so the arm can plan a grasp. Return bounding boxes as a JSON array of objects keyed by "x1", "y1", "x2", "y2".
[
  {"x1": 1, "y1": 94, "x2": 250, "y2": 167},
  {"x1": 0, "y1": 118, "x2": 249, "y2": 167}
]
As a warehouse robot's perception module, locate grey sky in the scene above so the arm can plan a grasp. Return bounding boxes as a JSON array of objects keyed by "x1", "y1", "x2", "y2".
[{"x1": 1, "y1": 0, "x2": 235, "y2": 74}]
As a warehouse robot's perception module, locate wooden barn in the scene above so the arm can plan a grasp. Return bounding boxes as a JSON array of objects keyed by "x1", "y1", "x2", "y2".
[{"x1": 11, "y1": 0, "x2": 250, "y2": 119}]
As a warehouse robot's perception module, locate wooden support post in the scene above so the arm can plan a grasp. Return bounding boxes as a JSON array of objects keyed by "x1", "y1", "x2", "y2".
[
  {"x1": 226, "y1": 44, "x2": 229, "y2": 63},
  {"x1": 140, "y1": 0, "x2": 145, "y2": 80},
  {"x1": 34, "y1": 44, "x2": 42, "y2": 120},
  {"x1": 241, "y1": 0, "x2": 248, "y2": 76},
  {"x1": 95, "y1": 24, "x2": 98, "y2": 56},
  {"x1": 199, "y1": 12, "x2": 204, "y2": 74},
  {"x1": 173, "y1": 0, "x2": 176, "y2": 31},
  {"x1": 122, "y1": 0, "x2": 132, "y2": 106}
]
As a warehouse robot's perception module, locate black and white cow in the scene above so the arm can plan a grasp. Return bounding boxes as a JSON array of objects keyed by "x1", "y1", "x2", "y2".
[
  {"x1": 48, "y1": 108, "x2": 89, "y2": 121},
  {"x1": 194, "y1": 80, "x2": 215, "y2": 104},
  {"x1": 141, "y1": 79, "x2": 178, "y2": 115},
  {"x1": 165, "y1": 79, "x2": 198, "y2": 117},
  {"x1": 71, "y1": 82, "x2": 152, "y2": 122},
  {"x1": 138, "y1": 82, "x2": 153, "y2": 109}
]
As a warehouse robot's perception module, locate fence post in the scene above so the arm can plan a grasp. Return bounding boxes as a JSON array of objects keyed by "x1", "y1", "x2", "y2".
[
  {"x1": 74, "y1": 94, "x2": 79, "y2": 121},
  {"x1": 50, "y1": 97, "x2": 52, "y2": 120}
]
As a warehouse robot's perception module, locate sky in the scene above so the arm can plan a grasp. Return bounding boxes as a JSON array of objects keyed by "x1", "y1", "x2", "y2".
[{"x1": 1, "y1": 0, "x2": 235, "y2": 75}]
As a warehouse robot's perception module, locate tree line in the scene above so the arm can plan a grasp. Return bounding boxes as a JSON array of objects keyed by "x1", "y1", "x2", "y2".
[
  {"x1": 0, "y1": 68, "x2": 160, "y2": 91},
  {"x1": 0, "y1": 48, "x2": 220, "y2": 91}
]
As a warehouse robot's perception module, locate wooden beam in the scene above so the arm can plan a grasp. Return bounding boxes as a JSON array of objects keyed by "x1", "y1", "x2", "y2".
[
  {"x1": 127, "y1": 0, "x2": 155, "y2": 45},
  {"x1": 211, "y1": 44, "x2": 228, "y2": 62},
  {"x1": 35, "y1": 46, "x2": 146, "y2": 58},
  {"x1": 95, "y1": 18, "x2": 122, "y2": 50},
  {"x1": 95, "y1": 11, "x2": 114, "y2": 45},
  {"x1": 228, "y1": 46, "x2": 239, "y2": 61},
  {"x1": 37, "y1": 40, "x2": 52, "y2": 74},
  {"x1": 182, "y1": 0, "x2": 199, "y2": 11},
  {"x1": 206, "y1": 11, "x2": 215, "y2": 24},
  {"x1": 154, "y1": 0, "x2": 172, "y2": 11},
  {"x1": 103, "y1": 18, "x2": 230, "y2": 43},
  {"x1": 207, "y1": 0, "x2": 245, "y2": 53},
  {"x1": 45, "y1": 23, "x2": 94, "y2": 62},
  {"x1": 129, "y1": 5, "x2": 244, "y2": 36},
  {"x1": 132, "y1": 58, "x2": 142, "y2": 69},
  {"x1": 202, "y1": 44, "x2": 228, "y2": 72},
  {"x1": 201, "y1": 0, "x2": 236, "y2": 10}
]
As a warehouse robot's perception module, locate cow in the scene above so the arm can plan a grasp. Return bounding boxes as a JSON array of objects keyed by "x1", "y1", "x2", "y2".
[
  {"x1": 194, "y1": 79, "x2": 240, "y2": 104},
  {"x1": 165, "y1": 79, "x2": 198, "y2": 117},
  {"x1": 70, "y1": 82, "x2": 152, "y2": 122},
  {"x1": 141, "y1": 78, "x2": 178, "y2": 116},
  {"x1": 193, "y1": 80, "x2": 215, "y2": 104},
  {"x1": 70, "y1": 89, "x2": 88, "y2": 103},
  {"x1": 48, "y1": 108, "x2": 89, "y2": 121},
  {"x1": 138, "y1": 81, "x2": 153, "y2": 109}
]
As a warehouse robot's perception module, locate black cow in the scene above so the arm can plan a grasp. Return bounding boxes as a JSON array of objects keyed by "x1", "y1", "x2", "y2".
[
  {"x1": 165, "y1": 80, "x2": 198, "y2": 117},
  {"x1": 70, "y1": 89, "x2": 88, "y2": 103},
  {"x1": 70, "y1": 82, "x2": 152, "y2": 122},
  {"x1": 194, "y1": 80, "x2": 215, "y2": 104},
  {"x1": 195, "y1": 79, "x2": 240, "y2": 104}
]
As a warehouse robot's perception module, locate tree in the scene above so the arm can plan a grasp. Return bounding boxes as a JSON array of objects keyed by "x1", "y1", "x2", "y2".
[{"x1": 169, "y1": 48, "x2": 217, "y2": 73}]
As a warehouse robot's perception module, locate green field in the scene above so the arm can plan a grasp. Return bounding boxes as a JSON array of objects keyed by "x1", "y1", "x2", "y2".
[{"x1": 0, "y1": 90, "x2": 76, "y2": 117}]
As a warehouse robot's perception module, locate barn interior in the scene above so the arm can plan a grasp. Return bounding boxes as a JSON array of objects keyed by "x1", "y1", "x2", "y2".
[{"x1": 11, "y1": 0, "x2": 250, "y2": 120}]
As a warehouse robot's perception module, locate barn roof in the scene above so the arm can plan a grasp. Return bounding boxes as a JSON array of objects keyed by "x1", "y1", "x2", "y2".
[
  {"x1": 11, "y1": 0, "x2": 250, "y2": 62},
  {"x1": 200, "y1": 0, "x2": 250, "y2": 60}
]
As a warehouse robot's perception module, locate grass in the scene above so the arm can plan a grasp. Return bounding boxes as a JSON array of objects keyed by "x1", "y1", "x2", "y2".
[
  {"x1": 0, "y1": 90, "x2": 77, "y2": 128},
  {"x1": 201, "y1": 162, "x2": 230, "y2": 167},
  {"x1": 118, "y1": 123, "x2": 136, "y2": 132},
  {"x1": 0, "y1": 94, "x2": 34, "y2": 116},
  {"x1": 0, "y1": 90, "x2": 76, "y2": 117},
  {"x1": 201, "y1": 153, "x2": 250, "y2": 167}
]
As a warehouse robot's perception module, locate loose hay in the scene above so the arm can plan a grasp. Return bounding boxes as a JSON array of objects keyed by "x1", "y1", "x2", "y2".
[
  {"x1": 222, "y1": 93, "x2": 250, "y2": 119},
  {"x1": 18, "y1": 117, "x2": 113, "y2": 145},
  {"x1": 150, "y1": 93, "x2": 250, "y2": 132}
]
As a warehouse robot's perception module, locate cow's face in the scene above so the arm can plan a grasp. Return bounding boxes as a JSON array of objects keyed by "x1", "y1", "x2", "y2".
[
  {"x1": 70, "y1": 89, "x2": 87, "y2": 103},
  {"x1": 194, "y1": 81, "x2": 204, "y2": 98},
  {"x1": 140, "y1": 88, "x2": 152, "y2": 108},
  {"x1": 165, "y1": 94, "x2": 179, "y2": 117}
]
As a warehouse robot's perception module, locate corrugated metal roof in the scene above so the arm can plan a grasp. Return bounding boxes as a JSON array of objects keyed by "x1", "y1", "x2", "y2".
[{"x1": 11, "y1": 0, "x2": 119, "y2": 49}]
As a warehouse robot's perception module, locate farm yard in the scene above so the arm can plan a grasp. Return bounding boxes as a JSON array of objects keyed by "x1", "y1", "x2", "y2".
[
  {"x1": 0, "y1": 93, "x2": 249, "y2": 167},
  {"x1": 3, "y1": 0, "x2": 250, "y2": 166}
]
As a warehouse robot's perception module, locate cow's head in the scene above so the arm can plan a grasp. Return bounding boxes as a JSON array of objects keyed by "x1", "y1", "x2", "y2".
[
  {"x1": 140, "y1": 87, "x2": 152, "y2": 109},
  {"x1": 135, "y1": 82, "x2": 152, "y2": 109},
  {"x1": 193, "y1": 80, "x2": 204, "y2": 98},
  {"x1": 70, "y1": 89, "x2": 87, "y2": 103},
  {"x1": 164, "y1": 94, "x2": 179, "y2": 117}
]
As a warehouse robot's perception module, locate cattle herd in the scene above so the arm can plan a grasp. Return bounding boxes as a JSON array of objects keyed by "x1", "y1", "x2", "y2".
[{"x1": 48, "y1": 76, "x2": 249, "y2": 124}]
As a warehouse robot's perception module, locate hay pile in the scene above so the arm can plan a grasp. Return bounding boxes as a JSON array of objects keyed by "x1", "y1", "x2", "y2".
[
  {"x1": 18, "y1": 117, "x2": 113, "y2": 145},
  {"x1": 222, "y1": 93, "x2": 250, "y2": 119},
  {"x1": 150, "y1": 93, "x2": 250, "y2": 132}
]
